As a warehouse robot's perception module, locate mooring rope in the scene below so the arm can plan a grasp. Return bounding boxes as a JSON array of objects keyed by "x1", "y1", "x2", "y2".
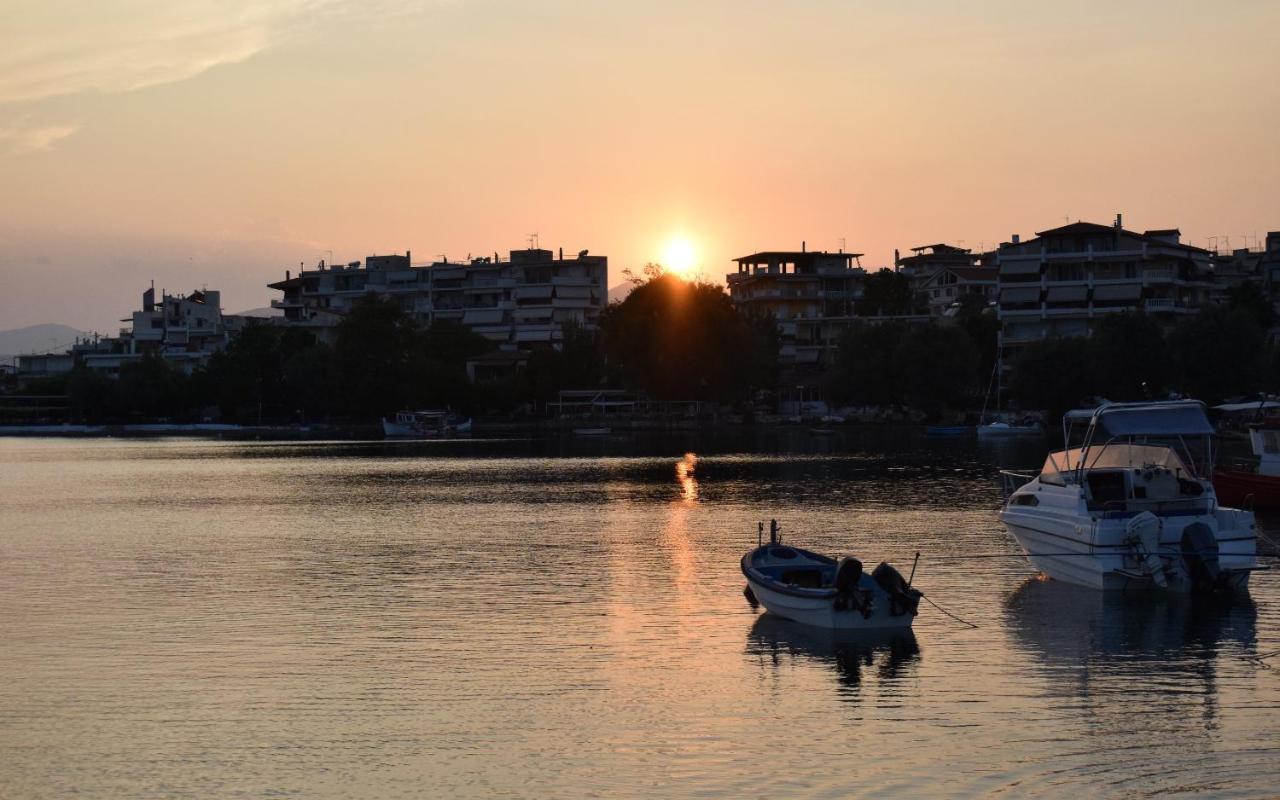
[{"x1": 920, "y1": 593, "x2": 979, "y2": 629}]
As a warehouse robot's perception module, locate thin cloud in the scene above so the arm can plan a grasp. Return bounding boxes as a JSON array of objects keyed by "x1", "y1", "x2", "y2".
[
  {"x1": 0, "y1": 0, "x2": 342, "y2": 105},
  {"x1": 0, "y1": 122, "x2": 78, "y2": 154}
]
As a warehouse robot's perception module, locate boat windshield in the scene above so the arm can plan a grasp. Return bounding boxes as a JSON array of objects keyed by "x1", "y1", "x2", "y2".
[{"x1": 1040, "y1": 444, "x2": 1193, "y2": 484}]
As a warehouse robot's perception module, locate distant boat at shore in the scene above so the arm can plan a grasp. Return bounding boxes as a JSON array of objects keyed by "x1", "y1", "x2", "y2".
[
  {"x1": 382, "y1": 410, "x2": 470, "y2": 438},
  {"x1": 573, "y1": 426, "x2": 611, "y2": 436},
  {"x1": 926, "y1": 424, "x2": 971, "y2": 436}
]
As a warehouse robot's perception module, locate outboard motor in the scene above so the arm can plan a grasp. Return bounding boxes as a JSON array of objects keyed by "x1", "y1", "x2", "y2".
[
  {"x1": 1125, "y1": 511, "x2": 1167, "y2": 587},
  {"x1": 872, "y1": 562, "x2": 922, "y2": 617},
  {"x1": 833, "y1": 557, "x2": 870, "y2": 617},
  {"x1": 1180, "y1": 522, "x2": 1222, "y2": 592}
]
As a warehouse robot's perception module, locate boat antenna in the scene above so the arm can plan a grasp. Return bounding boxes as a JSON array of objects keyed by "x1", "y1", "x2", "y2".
[
  {"x1": 906, "y1": 551, "x2": 920, "y2": 589},
  {"x1": 758, "y1": 521, "x2": 763, "y2": 547}
]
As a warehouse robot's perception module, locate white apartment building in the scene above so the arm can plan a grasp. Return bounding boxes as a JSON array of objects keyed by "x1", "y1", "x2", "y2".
[
  {"x1": 997, "y1": 216, "x2": 1213, "y2": 372},
  {"x1": 268, "y1": 247, "x2": 608, "y2": 351}
]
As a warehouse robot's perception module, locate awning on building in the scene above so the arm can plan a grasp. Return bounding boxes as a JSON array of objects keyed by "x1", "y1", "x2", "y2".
[
  {"x1": 514, "y1": 308, "x2": 553, "y2": 321},
  {"x1": 515, "y1": 286, "x2": 553, "y2": 300},
  {"x1": 1093, "y1": 284, "x2": 1142, "y2": 301},
  {"x1": 555, "y1": 285, "x2": 591, "y2": 299},
  {"x1": 999, "y1": 286, "x2": 1041, "y2": 303},
  {"x1": 515, "y1": 330, "x2": 554, "y2": 342},
  {"x1": 999, "y1": 261, "x2": 1042, "y2": 276},
  {"x1": 462, "y1": 309, "x2": 504, "y2": 325},
  {"x1": 1046, "y1": 285, "x2": 1088, "y2": 302}
]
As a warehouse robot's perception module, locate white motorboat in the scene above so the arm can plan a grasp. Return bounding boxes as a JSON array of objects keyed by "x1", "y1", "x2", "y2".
[
  {"x1": 998, "y1": 400, "x2": 1263, "y2": 593},
  {"x1": 977, "y1": 419, "x2": 1042, "y2": 437},
  {"x1": 741, "y1": 521, "x2": 922, "y2": 630},
  {"x1": 382, "y1": 410, "x2": 470, "y2": 438}
]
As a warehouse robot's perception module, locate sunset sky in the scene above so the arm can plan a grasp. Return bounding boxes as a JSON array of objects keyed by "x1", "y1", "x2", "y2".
[{"x1": 2, "y1": 0, "x2": 1278, "y2": 332}]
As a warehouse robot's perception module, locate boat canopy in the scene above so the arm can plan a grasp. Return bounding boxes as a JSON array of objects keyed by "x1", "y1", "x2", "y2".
[
  {"x1": 1064, "y1": 401, "x2": 1214, "y2": 437},
  {"x1": 1041, "y1": 444, "x2": 1193, "y2": 482}
]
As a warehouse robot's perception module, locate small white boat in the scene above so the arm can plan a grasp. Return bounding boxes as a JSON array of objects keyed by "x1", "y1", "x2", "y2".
[
  {"x1": 741, "y1": 521, "x2": 921, "y2": 630},
  {"x1": 573, "y1": 426, "x2": 611, "y2": 436},
  {"x1": 977, "y1": 420, "x2": 1042, "y2": 437},
  {"x1": 382, "y1": 410, "x2": 470, "y2": 438}
]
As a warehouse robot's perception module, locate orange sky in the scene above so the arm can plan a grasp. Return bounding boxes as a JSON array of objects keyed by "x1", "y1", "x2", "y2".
[{"x1": 1, "y1": 0, "x2": 1278, "y2": 332}]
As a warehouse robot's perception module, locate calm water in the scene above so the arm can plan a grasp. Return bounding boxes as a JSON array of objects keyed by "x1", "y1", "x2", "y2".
[{"x1": 2, "y1": 433, "x2": 1278, "y2": 798}]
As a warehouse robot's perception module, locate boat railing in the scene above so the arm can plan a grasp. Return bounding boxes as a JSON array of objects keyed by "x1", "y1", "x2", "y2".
[{"x1": 999, "y1": 469, "x2": 1038, "y2": 499}]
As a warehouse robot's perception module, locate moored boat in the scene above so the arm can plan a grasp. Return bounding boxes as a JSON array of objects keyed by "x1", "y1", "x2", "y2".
[
  {"x1": 926, "y1": 424, "x2": 971, "y2": 436},
  {"x1": 1213, "y1": 419, "x2": 1280, "y2": 509},
  {"x1": 977, "y1": 419, "x2": 1042, "y2": 437},
  {"x1": 741, "y1": 521, "x2": 922, "y2": 630},
  {"x1": 382, "y1": 410, "x2": 470, "y2": 438},
  {"x1": 999, "y1": 400, "x2": 1264, "y2": 593}
]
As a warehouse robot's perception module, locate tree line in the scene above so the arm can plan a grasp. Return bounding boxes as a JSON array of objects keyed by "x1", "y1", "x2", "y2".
[{"x1": 11, "y1": 273, "x2": 1279, "y2": 425}]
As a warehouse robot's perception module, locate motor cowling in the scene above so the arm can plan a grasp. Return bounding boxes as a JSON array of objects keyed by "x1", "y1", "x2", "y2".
[
  {"x1": 834, "y1": 557, "x2": 870, "y2": 617},
  {"x1": 1126, "y1": 511, "x2": 1167, "y2": 587},
  {"x1": 872, "y1": 562, "x2": 922, "y2": 616},
  {"x1": 1180, "y1": 522, "x2": 1222, "y2": 592}
]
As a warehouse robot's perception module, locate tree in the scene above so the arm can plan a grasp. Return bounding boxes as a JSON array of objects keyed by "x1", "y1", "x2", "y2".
[
  {"x1": 599, "y1": 272, "x2": 772, "y2": 402},
  {"x1": 827, "y1": 322, "x2": 903, "y2": 406},
  {"x1": 1008, "y1": 337, "x2": 1094, "y2": 423},
  {"x1": 1087, "y1": 313, "x2": 1170, "y2": 402},
  {"x1": 1167, "y1": 307, "x2": 1265, "y2": 401},
  {"x1": 857, "y1": 269, "x2": 915, "y2": 316}
]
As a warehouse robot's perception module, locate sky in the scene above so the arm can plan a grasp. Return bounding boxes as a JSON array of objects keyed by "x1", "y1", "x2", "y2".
[{"x1": 1, "y1": 0, "x2": 1278, "y2": 333}]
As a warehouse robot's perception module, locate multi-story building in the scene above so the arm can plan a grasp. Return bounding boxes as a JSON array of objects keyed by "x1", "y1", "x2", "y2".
[
  {"x1": 726, "y1": 247, "x2": 866, "y2": 372},
  {"x1": 894, "y1": 243, "x2": 998, "y2": 317},
  {"x1": 1210, "y1": 231, "x2": 1280, "y2": 299},
  {"x1": 18, "y1": 286, "x2": 245, "y2": 378},
  {"x1": 268, "y1": 247, "x2": 608, "y2": 352},
  {"x1": 996, "y1": 216, "x2": 1213, "y2": 373}
]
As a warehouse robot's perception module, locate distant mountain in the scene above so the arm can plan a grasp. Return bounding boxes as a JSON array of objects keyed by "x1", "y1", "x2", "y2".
[
  {"x1": 233, "y1": 306, "x2": 282, "y2": 318},
  {"x1": 0, "y1": 323, "x2": 93, "y2": 363},
  {"x1": 608, "y1": 282, "x2": 634, "y2": 304}
]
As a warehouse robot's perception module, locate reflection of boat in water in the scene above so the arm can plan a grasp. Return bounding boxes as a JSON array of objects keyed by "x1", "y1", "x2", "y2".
[
  {"x1": 1005, "y1": 576, "x2": 1258, "y2": 662},
  {"x1": 382, "y1": 410, "x2": 471, "y2": 438},
  {"x1": 1002, "y1": 577, "x2": 1264, "y2": 794},
  {"x1": 746, "y1": 614, "x2": 920, "y2": 690},
  {"x1": 741, "y1": 521, "x2": 922, "y2": 630},
  {"x1": 999, "y1": 401, "x2": 1262, "y2": 592}
]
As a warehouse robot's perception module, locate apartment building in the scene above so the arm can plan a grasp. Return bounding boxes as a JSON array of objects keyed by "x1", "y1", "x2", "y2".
[
  {"x1": 268, "y1": 247, "x2": 608, "y2": 351},
  {"x1": 726, "y1": 247, "x2": 866, "y2": 370},
  {"x1": 16, "y1": 286, "x2": 245, "y2": 379},
  {"x1": 996, "y1": 216, "x2": 1213, "y2": 371}
]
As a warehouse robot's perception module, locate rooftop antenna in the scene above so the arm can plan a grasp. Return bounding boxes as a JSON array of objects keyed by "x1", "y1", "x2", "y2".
[
  {"x1": 838, "y1": 237, "x2": 846, "y2": 253},
  {"x1": 528, "y1": 232, "x2": 539, "y2": 250}
]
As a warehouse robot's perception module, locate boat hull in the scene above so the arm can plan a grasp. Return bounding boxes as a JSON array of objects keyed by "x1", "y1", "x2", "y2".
[
  {"x1": 1000, "y1": 509, "x2": 1254, "y2": 593},
  {"x1": 1213, "y1": 470, "x2": 1280, "y2": 510},
  {"x1": 746, "y1": 575, "x2": 916, "y2": 629}
]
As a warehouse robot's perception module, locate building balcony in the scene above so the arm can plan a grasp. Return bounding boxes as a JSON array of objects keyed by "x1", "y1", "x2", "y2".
[{"x1": 270, "y1": 299, "x2": 304, "y2": 309}]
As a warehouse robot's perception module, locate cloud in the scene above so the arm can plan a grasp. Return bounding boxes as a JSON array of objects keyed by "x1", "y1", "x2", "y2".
[
  {"x1": 0, "y1": 1, "x2": 342, "y2": 105},
  {"x1": 0, "y1": 122, "x2": 78, "y2": 154}
]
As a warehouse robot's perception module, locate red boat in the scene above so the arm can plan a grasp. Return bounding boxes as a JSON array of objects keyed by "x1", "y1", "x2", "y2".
[{"x1": 1213, "y1": 419, "x2": 1280, "y2": 509}]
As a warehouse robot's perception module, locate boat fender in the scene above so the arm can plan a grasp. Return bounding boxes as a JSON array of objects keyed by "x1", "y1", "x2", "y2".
[
  {"x1": 833, "y1": 557, "x2": 870, "y2": 617},
  {"x1": 872, "y1": 562, "x2": 923, "y2": 616},
  {"x1": 1125, "y1": 511, "x2": 1167, "y2": 587},
  {"x1": 743, "y1": 585, "x2": 758, "y2": 608},
  {"x1": 1180, "y1": 522, "x2": 1222, "y2": 592}
]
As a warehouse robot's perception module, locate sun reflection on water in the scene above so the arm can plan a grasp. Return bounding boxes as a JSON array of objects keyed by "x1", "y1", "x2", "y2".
[{"x1": 675, "y1": 452, "x2": 699, "y2": 501}]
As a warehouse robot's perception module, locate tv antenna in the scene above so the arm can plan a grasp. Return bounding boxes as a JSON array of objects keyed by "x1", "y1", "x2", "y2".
[
  {"x1": 527, "y1": 232, "x2": 540, "y2": 250},
  {"x1": 837, "y1": 237, "x2": 846, "y2": 253}
]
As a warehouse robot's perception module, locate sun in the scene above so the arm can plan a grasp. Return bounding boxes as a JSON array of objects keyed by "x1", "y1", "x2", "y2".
[{"x1": 661, "y1": 236, "x2": 698, "y2": 278}]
